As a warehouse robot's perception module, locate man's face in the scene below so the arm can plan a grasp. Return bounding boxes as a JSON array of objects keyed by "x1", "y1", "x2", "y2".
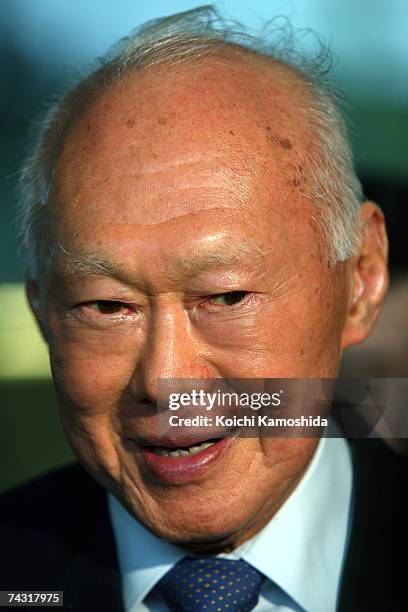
[{"x1": 34, "y1": 60, "x2": 353, "y2": 548}]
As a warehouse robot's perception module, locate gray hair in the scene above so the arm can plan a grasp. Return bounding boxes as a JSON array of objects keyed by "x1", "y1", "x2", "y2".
[{"x1": 17, "y1": 4, "x2": 363, "y2": 280}]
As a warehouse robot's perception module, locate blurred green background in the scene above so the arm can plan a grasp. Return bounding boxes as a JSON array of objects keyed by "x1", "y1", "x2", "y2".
[
  {"x1": 1, "y1": 0, "x2": 407, "y2": 492},
  {"x1": 0, "y1": 285, "x2": 75, "y2": 492}
]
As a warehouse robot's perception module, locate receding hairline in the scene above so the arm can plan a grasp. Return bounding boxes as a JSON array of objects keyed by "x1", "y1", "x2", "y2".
[
  {"x1": 53, "y1": 42, "x2": 314, "y2": 155},
  {"x1": 46, "y1": 47, "x2": 320, "y2": 240},
  {"x1": 17, "y1": 6, "x2": 363, "y2": 281}
]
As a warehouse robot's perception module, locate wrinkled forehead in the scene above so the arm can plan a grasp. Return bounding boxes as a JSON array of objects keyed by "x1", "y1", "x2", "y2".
[{"x1": 50, "y1": 56, "x2": 315, "y2": 228}]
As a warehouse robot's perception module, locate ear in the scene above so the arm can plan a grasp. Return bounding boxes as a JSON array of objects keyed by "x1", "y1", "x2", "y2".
[
  {"x1": 341, "y1": 201, "x2": 389, "y2": 349},
  {"x1": 26, "y1": 279, "x2": 49, "y2": 343}
]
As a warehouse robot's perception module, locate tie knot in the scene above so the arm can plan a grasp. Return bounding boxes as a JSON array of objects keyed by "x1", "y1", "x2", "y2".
[{"x1": 156, "y1": 556, "x2": 264, "y2": 611}]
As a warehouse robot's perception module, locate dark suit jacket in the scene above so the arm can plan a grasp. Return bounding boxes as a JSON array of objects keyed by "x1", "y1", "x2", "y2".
[{"x1": 1, "y1": 440, "x2": 407, "y2": 612}]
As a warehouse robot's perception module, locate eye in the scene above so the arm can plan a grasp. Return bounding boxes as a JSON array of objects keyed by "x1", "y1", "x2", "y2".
[
  {"x1": 87, "y1": 300, "x2": 132, "y2": 315},
  {"x1": 208, "y1": 291, "x2": 249, "y2": 306}
]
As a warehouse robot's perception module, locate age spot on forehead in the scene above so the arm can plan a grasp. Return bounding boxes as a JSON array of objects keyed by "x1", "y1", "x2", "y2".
[
  {"x1": 266, "y1": 131, "x2": 293, "y2": 150},
  {"x1": 279, "y1": 137, "x2": 293, "y2": 150}
]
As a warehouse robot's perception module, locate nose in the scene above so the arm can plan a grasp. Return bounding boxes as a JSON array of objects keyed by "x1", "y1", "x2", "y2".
[{"x1": 132, "y1": 300, "x2": 214, "y2": 401}]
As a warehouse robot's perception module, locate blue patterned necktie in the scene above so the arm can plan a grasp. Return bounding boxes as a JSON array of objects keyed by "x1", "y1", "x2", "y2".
[{"x1": 155, "y1": 556, "x2": 265, "y2": 611}]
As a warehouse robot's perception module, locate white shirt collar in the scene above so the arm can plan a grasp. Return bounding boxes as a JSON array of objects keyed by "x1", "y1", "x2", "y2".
[{"x1": 108, "y1": 423, "x2": 353, "y2": 612}]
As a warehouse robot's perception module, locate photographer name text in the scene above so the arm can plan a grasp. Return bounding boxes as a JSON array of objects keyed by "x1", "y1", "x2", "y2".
[{"x1": 167, "y1": 415, "x2": 328, "y2": 428}]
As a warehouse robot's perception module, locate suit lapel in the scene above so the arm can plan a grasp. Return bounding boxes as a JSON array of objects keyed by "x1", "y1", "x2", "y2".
[
  {"x1": 54, "y1": 466, "x2": 124, "y2": 611},
  {"x1": 337, "y1": 439, "x2": 408, "y2": 611}
]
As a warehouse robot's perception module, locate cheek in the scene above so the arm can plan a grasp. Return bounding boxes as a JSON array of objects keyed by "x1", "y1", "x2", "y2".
[
  {"x1": 45, "y1": 321, "x2": 144, "y2": 481},
  {"x1": 47, "y1": 321, "x2": 141, "y2": 411},
  {"x1": 268, "y1": 269, "x2": 349, "y2": 376},
  {"x1": 261, "y1": 437, "x2": 318, "y2": 471},
  {"x1": 206, "y1": 288, "x2": 347, "y2": 377},
  {"x1": 49, "y1": 339, "x2": 131, "y2": 484}
]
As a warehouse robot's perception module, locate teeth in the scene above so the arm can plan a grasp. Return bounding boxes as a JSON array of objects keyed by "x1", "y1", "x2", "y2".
[{"x1": 152, "y1": 440, "x2": 216, "y2": 457}]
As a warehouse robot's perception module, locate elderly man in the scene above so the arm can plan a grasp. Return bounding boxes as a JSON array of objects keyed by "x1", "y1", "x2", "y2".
[{"x1": 1, "y1": 6, "x2": 407, "y2": 612}]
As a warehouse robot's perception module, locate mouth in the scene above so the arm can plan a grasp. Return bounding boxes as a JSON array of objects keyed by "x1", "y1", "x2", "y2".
[
  {"x1": 127, "y1": 431, "x2": 239, "y2": 484},
  {"x1": 150, "y1": 438, "x2": 218, "y2": 457}
]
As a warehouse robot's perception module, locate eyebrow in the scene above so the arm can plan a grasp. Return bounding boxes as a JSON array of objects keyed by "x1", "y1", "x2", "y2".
[
  {"x1": 54, "y1": 241, "x2": 272, "y2": 282},
  {"x1": 55, "y1": 245, "x2": 117, "y2": 278}
]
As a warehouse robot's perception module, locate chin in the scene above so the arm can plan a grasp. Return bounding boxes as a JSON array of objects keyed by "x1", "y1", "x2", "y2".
[
  {"x1": 125, "y1": 487, "x2": 263, "y2": 551},
  {"x1": 144, "y1": 515, "x2": 248, "y2": 551}
]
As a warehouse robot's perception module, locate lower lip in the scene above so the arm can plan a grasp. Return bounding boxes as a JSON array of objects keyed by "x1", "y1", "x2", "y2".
[{"x1": 134, "y1": 435, "x2": 237, "y2": 484}]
